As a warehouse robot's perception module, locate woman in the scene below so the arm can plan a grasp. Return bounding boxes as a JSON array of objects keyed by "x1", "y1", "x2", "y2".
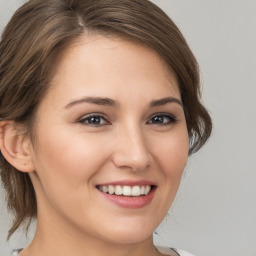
[{"x1": 0, "y1": 0, "x2": 212, "y2": 255}]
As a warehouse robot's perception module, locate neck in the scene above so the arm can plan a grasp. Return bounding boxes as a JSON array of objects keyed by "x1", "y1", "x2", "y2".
[{"x1": 21, "y1": 214, "x2": 160, "y2": 256}]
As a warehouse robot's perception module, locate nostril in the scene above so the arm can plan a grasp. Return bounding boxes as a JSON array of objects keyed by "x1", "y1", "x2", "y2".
[{"x1": 112, "y1": 155, "x2": 150, "y2": 171}]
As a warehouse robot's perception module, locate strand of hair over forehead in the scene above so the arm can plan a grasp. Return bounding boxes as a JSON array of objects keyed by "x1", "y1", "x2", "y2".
[
  {"x1": 65, "y1": 0, "x2": 153, "y2": 9},
  {"x1": 66, "y1": 0, "x2": 113, "y2": 8}
]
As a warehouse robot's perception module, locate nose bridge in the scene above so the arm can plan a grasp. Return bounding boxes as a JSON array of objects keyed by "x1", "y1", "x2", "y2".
[{"x1": 113, "y1": 121, "x2": 150, "y2": 171}]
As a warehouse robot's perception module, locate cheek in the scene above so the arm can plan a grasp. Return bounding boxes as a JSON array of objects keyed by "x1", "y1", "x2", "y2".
[
  {"x1": 153, "y1": 129, "x2": 189, "y2": 208},
  {"x1": 151, "y1": 128, "x2": 189, "y2": 177},
  {"x1": 31, "y1": 125, "x2": 112, "y2": 196},
  {"x1": 30, "y1": 126, "x2": 116, "y2": 223}
]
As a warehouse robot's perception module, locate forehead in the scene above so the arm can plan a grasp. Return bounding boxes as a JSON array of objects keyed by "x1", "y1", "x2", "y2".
[{"x1": 45, "y1": 35, "x2": 180, "y2": 106}]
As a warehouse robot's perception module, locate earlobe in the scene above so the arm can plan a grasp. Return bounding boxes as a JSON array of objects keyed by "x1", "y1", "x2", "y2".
[{"x1": 0, "y1": 121, "x2": 35, "y2": 173}]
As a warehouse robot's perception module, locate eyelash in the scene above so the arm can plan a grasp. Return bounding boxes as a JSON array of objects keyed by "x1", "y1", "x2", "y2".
[{"x1": 78, "y1": 113, "x2": 177, "y2": 127}]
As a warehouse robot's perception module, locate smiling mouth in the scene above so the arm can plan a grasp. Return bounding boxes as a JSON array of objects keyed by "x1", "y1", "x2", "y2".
[{"x1": 96, "y1": 185, "x2": 153, "y2": 197}]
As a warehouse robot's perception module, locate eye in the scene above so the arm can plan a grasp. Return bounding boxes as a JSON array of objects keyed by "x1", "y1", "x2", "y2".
[
  {"x1": 147, "y1": 113, "x2": 177, "y2": 126},
  {"x1": 79, "y1": 114, "x2": 110, "y2": 126}
]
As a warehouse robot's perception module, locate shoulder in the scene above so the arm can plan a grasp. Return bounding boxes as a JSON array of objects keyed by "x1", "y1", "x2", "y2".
[{"x1": 156, "y1": 246, "x2": 196, "y2": 256}]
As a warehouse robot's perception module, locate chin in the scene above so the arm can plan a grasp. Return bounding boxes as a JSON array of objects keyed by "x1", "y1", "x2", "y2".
[{"x1": 102, "y1": 231, "x2": 152, "y2": 245}]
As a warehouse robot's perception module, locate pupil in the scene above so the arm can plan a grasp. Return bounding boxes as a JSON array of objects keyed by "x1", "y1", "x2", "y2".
[
  {"x1": 89, "y1": 117, "x2": 100, "y2": 124},
  {"x1": 153, "y1": 116, "x2": 163, "y2": 123}
]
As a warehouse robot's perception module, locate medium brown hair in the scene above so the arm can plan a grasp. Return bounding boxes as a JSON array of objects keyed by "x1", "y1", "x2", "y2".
[{"x1": 0, "y1": 0, "x2": 212, "y2": 238}]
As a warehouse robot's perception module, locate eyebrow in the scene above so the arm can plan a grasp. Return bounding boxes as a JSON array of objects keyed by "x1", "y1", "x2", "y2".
[
  {"x1": 65, "y1": 97, "x2": 117, "y2": 109},
  {"x1": 149, "y1": 97, "x2": 183, "y2": 107},
  {"x1": 64, "y1": 96, "x2": 182, "y2": 109}
]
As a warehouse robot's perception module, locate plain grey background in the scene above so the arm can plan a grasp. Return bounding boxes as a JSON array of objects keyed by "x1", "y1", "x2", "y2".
[{"x1": 0, "y1": 1, "x2": 255, "y2": 256}]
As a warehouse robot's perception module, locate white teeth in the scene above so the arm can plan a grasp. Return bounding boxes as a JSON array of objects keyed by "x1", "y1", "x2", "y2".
[
  {"x1": 141, "y1": 186, "x2": 145, "y2": 195},
  {"x1": 131, "y1": 186, "x2": 141, "y2": 197},
  {"x1": 108, "y1": 185, "x2": 115, "y2": 195},
  {"x1": 115, "y1": 185, "x2": 122, "y2": 195},
  {"x1": 97, "y1": 184, "x2": 153, "y2": 196},
  {"x1": 123, "y1": 186, "x2": 132, "y2": 196},
  {"x1": 145, "y1": 185, "x2": 151, "y2": 195}
]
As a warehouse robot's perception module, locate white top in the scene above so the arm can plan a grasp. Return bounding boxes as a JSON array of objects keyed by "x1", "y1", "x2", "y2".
[
  {"x1": 157, "y1": 246, "x2": 195, "y2": 256},
  {"x1": 11, "y1": 247, "x2": 195, "y2": 256}
]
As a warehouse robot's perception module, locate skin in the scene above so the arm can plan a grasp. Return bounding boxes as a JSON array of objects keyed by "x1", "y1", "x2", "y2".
[{"x1": 5, "y1": 35, "x2": 189, "y2": 256}]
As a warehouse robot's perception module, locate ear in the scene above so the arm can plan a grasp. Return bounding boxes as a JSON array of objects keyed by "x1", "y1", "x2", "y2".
[{"x1": 0, "y1": 121, "x2": 35, "y2": 173}]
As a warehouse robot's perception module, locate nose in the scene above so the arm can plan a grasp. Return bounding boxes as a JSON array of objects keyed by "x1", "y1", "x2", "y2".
[{"x1": 112, "y1": 124, "x2": 151, "y2": 172}]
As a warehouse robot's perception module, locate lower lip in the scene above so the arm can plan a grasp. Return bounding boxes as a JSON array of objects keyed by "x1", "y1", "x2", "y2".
[{"x1": 98, "y1": 187, "x2": 156, "y2": 209}]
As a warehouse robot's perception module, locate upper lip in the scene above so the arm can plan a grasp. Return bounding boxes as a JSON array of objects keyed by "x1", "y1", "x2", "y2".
[{"x1": 96, "y1": 180, "x2": 157, "y2": 187}]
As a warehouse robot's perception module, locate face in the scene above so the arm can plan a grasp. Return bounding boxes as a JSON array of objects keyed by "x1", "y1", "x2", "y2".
[{"x1": 29, "y1": 35, "x2": 189, "y2": 244}]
